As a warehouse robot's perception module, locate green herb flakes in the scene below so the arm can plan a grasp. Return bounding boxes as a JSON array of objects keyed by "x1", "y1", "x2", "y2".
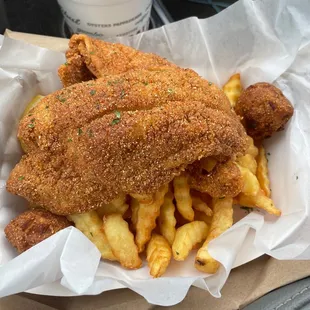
[
  {"x1": 64, "y1": 62, "x2": 68, "y2": 66},
  {"x1": 28, "y1": 123, "x2": 35, "y2": 129},
  {"x1": 67, "y1": 138, "x2": 73, "y2": 142},
  {"x1": 78, "y1": 128, "x2": 83, "y2": 135},
  {"x1": 208, "y1": 82, "x2": 213, "y2": 86},
  {"x1": 90, "y1": 90, "x2": 96, "y2": 96},
  {"x1": 18, "y1": 176, "x2": 25, "y2": 181},
  {"x1": 90, "y1": 51, "x2": 95, "y2": 55},
  {"x1": 87, "y1": 129, "x2": 94, "y2": 137},
  {"x1": 167, "y1": 88, "x2": 174, "y2": 94},
  {"x1": 120, "y1": 90, "x2": 126, "y2": 99}
]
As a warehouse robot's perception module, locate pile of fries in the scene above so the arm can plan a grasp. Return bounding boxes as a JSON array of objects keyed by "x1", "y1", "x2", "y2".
[{"x1": 67, "y1": 74, "x2": 281, "y2": 277}]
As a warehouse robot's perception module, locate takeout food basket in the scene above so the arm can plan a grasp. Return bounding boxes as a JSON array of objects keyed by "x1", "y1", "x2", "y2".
[{"x1": 1, "y1": 0, "x2": 310, "y2": 306}]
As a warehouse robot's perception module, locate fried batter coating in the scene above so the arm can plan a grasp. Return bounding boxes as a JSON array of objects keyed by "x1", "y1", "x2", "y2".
[
  {"x1": 58, "y1": 34, "x2": 176, "y2": 87},
  {"x1": 19, "y1": 68, "x2": 235, "y2": 153},
  {"x1": 4, "y1": 209, "x2": 72, "y2": 253},
  {"x1": 188, "y1": 160, "x2": 243, "y2": 198},
  {"x1": 235, "y1": 82, "x2": 294, "y2": 140},
  {"x1": 7, "y1": 99, "x2": 246, "y2": 215}
]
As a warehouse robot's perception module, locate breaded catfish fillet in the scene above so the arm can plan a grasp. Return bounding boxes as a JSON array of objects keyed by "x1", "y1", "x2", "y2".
[
  {"x1": 19, "y1": 68, "x2": 237, "y2": 153},
  {"x1": 58, "y1": 34, "x2": 176, "y2": 87},
  {"x1": 7, "y1": 98, "x2": 246, "y2": 215},
  {"x1": 5, "y1": 209, "x2": 72, "y2": 253}
]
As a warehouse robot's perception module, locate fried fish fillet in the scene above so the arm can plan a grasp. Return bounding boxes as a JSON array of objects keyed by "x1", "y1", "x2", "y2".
[
  {"x1": 58, "y1": 34, "x2": 176, "y2": 87},
  {"x1": 5, "y1": 209, "x2": 72, "y2": 253},
  {"x1": 19, "y1": 68, "x2": 237, "y2": 153},
  {"x1": 7, "y1": 38, "x2": 247, "y2": 216},
  {"x1": 7, "y1": 100, "x2": 246, "y2": 215}
]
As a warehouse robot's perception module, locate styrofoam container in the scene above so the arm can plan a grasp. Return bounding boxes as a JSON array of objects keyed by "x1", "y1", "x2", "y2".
[{"x1": 57, "y1": 0, "x2": 152, "y2": 38}]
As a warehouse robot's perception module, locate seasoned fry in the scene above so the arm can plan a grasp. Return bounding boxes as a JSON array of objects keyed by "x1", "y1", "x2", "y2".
[
  {"x1": 134, "y1": 185, "x2": 168, "y2": 252},
  {"x1": 159, "y1": 191, "x2": 177, "y2": 246},
  {"x1": 103, "y1": 213, "x2": 142, "y2": 269},
  {"x1": 245, "y1": 135, "x2": 259, "y2": 158},
  {"x1": 192, "y1": 195, "x2": 213, "y2": 217},
  {"x1": 236, "y1": 154, "x2": 257, "y2": 175},
  {"x1": 146, "y1": 234, "x2": 172, "y2": 278},
  {"x1": 173, "y1": 174, "x2": 194, "y2": 221},
  {"x1": 256, "y1": 146, "x2": 271, "y2": 197},
  {"x1": 172, "y1": 221, "x2": 209, "y2": 261},
  {"x1": 68, "y1": 211, "x2": 116, "y2": 261},
  {"x1": 238, "y1": 165, "x2": 260, "y2": 196},
  {"x1": 195, "y1": 198, "x2": 233, "y2": 273},
  {"x1": 96, "y1": 194, "x2": 129, "y2": 218},
  {"x1": 223, "y1": 73, "x2": 243, "y2": 108},
  {"x1": 237, "y1": 190, "x2": 281, "y2": 216},
  {"x1": 194, "y1": 210, "x2": 213, "y2": 226},
  {"x1": 130, "y1": 197, "x2": 140, "y2": 229}
]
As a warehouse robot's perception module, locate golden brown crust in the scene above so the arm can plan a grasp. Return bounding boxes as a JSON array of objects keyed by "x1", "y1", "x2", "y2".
[
  {"x1": 7, "y1": 38, "x2": 247, "y2": 215},
  {"x1": 235, "y1": 82, "x2": 294, "y2": 140},
  {"x1": 188, "y1": 160, "x2": 243, "y2": 198},
  {"x1": 19, "y1": 68, "x2": 235, "y2": 153},
  {"x1": 58, "y1": 34, "x2": 176, "y2": 87},
  {"x1": 7, "y1": 99, "x2": 246, "y2": 215},
  {"x1": 4, "y1": 209, "x2": 72, "y2": 253}
]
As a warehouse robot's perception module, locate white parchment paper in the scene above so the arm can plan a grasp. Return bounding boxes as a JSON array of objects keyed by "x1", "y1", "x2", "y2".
[{"x1": 1, "y1": 0, "x2": 310, "y2": 306}]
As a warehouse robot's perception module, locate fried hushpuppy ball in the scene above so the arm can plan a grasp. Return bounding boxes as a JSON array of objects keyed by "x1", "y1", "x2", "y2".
[
  {"x1": 235, "y1": 82, "x2": 294, "y2": 140},
  {"x1": 5, "y1": 209, "x2": 72, "y2": 253},
  {"x1": 187, "y1": 160, "x2": 243, "y2": 198}
]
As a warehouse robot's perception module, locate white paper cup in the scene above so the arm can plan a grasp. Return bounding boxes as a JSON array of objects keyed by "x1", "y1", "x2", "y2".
[{"x1": 57, "y1": 0, "x2": 152, "y2": 38}]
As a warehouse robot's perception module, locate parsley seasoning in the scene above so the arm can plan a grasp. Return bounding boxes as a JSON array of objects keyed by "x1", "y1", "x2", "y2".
[
  {"x1": 208, "y1": 82, "x2": 213, "y2": 86},
  {"x1": 167, "y1": 88, "x2": 174, "y2": 94},
  {"x1": 90, "y1": 90, "x2": 96, "y2": 96},
  {"x1": 64, "y1": 62, "x2": 68, "y2": 66},
  {"x1": 28, "y1": 118, "x2": 35, "y2": 128},
  {"x1": 77, "y1": 128, "x2": 83, "y2": 135},
  {"x1": 175, "y1": 251, "x2": 179, "y2": 255},
  {"x1": 120, "y1": 90, "x2": 126, "y2": 99},
  {"x1": 90, "y1": 51, "x2": 95, "y2": 55},
  {"x1": 18, "y1": 176, "x2": 25, "y2": 181},
  {"x1": 56, "y1": 95, "x2": 66, "y2": 103},
  {"x1": 87, "y1": 129, "x2": 94, "y2": 137},
  {"x1": 143, "y1": 81, "x2": 149, "y2": 86},
  {"x1": 90, "y1": 232, "x2": 93, "y2": 237},
  {"x1": 111, "y1": 110, "x2": 121, "y2": 126},
  {"x1": 67, "y1": 138, "x2": 73, "y2": 142},
  {"x1": 267, "y1": 152, "x2": 271, "y2": 156},
  {"x1": 219, "y1": 196, "x2": 225, "y2": 200}
]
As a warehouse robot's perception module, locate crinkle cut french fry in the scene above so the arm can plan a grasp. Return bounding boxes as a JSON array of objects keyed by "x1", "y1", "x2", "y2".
[
  {"x1": 103, "y1": 213, "x2": 142, "y2": 269},
  {"x1": 172, "y1": 221, "x2": 208, "y2": 261},
  {"x1": 236, "y1": 154, "x2": 257, "y2": 175},
  {"x1": 146, "y1": 233, "x2": 172, "y2": 278},
  {"x1": 96, "y1": 194, "x2": 129, "y2": 218},
  {"x1": 222, "y1": 73, "x2": 242, "y2": 108},
  {"x1": 68, "y1": 211, "x2": 116, "y2": 261},
  {"x1": 237, "y1": 190, "x2": 281, "y2": 216},
  {"x1": 134, "y1": 185, "x2": 168, "y2": 252},
  {"x1": 159, "y1": 191, "x2": 177, "y2": 246},
  {"x1": 173, "y1": 174, "x2": 194, "y2": 221},
  {"x1": 238, "y1": 165, "x2": 260, "y2": 196},
  {"x1": 256, "y1": 146, "x2": 271, "y2": 197},
  {"x1": 192, "y1": 195, "x2": 213, "y2": 217},
  {"x1": 195, "y1": 198, "x2": 233, "y2": 274},
  {"x1": 194, "y1": 210, "x2": 213, "y2": 226}
]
